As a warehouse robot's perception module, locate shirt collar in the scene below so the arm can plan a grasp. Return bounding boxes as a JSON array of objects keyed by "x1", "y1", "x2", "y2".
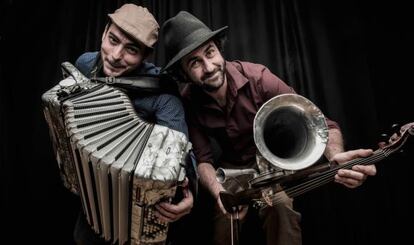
[{"x1": 225, "y1": 61, "x2": 249, "y2": 98}]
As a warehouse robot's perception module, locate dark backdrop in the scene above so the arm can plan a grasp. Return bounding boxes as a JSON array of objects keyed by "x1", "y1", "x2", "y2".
[{"x1": 1, "y1": 0, "x2": 413, "y2": 244}]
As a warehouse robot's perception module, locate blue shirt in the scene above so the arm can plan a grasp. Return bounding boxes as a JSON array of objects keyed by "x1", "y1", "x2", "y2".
[{"x1": 75, "y1": 52, "x2": 188, "y2": 136}]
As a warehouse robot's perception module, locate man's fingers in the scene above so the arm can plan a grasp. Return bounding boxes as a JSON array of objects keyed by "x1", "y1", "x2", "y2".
[
  {"x1": 337, "y1": 169, "x2": 365, "y2": 181},
  {"x1": 353, "y1": 165, "x2": 377, "y2": 176},
  {"x1": 332, "y1": 149, "x2": 373, "y2": 164}
]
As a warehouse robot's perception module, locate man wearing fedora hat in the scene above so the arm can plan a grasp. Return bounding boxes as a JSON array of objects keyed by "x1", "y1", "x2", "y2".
[
  {"x1": 161, "y1": 11, "x2": 376, "y2": 245},
  {"x1": 72, "y1": 4, "x2": 194, "y2": 245}
]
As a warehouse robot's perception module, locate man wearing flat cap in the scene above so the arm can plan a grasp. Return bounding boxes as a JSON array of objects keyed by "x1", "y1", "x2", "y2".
[
  {"x1": 161, "y1": 11, "x2": 376, "y2": 245},
  {"x1": 73, "y1": 4, "x2": 194, "y2": 245}
]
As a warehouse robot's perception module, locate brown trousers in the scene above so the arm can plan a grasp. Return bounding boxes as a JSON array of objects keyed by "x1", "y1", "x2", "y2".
[{"x1": 212, "y1": 192, "x2": 302, "y2": 245}]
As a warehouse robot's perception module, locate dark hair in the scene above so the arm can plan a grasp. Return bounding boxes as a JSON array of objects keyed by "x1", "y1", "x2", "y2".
[{"x1": 213, "y1": 34, "x2": 227, "y2": 53}]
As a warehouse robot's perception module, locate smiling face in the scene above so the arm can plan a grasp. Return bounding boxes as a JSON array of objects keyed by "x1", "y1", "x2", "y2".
[
  {"x1": 180, "y1": 41, "x2": 226, "y2": 92},
  {"x1": 100, "y1": 23, "x2": 148, "y2": 77}
]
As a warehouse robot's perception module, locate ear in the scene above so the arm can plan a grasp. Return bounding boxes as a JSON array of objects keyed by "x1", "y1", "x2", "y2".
[
  {"x1": 175, "y1": 61, "x2": 187, "y2": 81},
  {"x1": 178, "y1": 68, "x2": 190, "y2": 83}
]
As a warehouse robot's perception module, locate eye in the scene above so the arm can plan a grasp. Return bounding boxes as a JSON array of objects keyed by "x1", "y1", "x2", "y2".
[
  {"x1": 206, "y1": 48, "x2": 216, "y2": 58},
  {"x1": 126, "y1": 46, "x2": 139, "y2": 55},
  {"x1": 190, "y1": 60, "x2": 201, "y2": 69},
  {"x1": 206, "y1": 50, "x2": 214, "y2": 58},
  {"x1": 108, "y1": 35, "x2": 118, "y2": 45}
]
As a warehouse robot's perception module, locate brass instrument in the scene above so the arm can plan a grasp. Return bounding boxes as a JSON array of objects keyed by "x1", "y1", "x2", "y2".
[
  {"x1": 216, "y1": 94, "x2": 329, "y2": 211},
  {"x1": 216, "y1": 94, "x2": 413, "y2": 212}
]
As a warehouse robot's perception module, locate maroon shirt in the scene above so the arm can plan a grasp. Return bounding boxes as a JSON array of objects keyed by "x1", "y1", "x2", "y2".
[{"x1": 181, "y1": 61, "x2": 339, "y2": 168}]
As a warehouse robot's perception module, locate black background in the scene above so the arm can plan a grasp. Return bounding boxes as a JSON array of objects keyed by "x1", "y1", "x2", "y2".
[{"x1": 1, "y1": 0, "x2": 413, "y2": 244}]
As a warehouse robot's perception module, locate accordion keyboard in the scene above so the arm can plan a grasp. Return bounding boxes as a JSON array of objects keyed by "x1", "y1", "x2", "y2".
[{"x1": 142, "y1": 205, "x2": 169, "y2": 240}]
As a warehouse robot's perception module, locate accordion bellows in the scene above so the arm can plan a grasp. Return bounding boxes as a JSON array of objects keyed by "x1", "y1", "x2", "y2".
[{"x1": 42, "y1": 63, "x2": 191, "y2": 245}]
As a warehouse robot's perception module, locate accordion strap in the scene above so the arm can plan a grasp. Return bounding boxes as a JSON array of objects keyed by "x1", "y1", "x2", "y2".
[
  {"x1": 60, "y1": 62, "x2": 176, "y2": 94},
  {"x1": 92, "y1": 75, "x2": 164, "y2": 92}
]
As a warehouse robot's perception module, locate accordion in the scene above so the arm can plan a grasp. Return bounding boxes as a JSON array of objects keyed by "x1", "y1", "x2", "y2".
[{"x1": 42, "y1": 62, "x2": 191, "y2": 245}]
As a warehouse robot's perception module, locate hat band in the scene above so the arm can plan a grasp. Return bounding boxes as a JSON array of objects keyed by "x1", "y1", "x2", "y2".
[{"x1": 176, "y1": 28, "x2": 213, "y2": 55}]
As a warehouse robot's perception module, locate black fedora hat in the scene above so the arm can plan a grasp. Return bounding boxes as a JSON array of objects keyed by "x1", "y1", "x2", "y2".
[{"x1": 161, "y1": 11, "x2": 228, "y2": 72}]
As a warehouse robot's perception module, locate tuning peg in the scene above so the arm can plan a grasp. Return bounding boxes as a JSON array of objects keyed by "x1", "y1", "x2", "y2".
[
  {"x1": 378, "y1": 133, "x2": 388, "y2": 148},
  {"x1": 391, "y1": 123, "x2": 401, "y2": 136}
]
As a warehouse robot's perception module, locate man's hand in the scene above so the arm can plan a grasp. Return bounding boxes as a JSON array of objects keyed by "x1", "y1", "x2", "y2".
[
  {"x1": 154, "y1": 178, "x2": 194, "y2": 222},
  {"x1": 331, "y1": 149, "x2": 377, "y2": 188},
  {"x1": 216, "y1": 193, "x2": 248, "y2": 220}
]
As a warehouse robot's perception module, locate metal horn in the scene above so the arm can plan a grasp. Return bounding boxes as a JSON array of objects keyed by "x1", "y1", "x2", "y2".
[
  {"x1": 216, "y1": 167, "x2": 258, "y2": 184},
  {"x1": 253, "y1": 94, "x2": 329, "y2": 171}
]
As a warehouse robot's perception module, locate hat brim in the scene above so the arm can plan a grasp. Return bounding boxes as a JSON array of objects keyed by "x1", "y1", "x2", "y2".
[{"x1": 162, "y1": 26, "x2": 228, "y2": 72}]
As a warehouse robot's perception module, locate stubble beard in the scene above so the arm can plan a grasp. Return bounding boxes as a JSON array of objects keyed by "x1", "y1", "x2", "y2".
[{"x1": 200, "y1": 62, "x2": 226, "y2": 92}]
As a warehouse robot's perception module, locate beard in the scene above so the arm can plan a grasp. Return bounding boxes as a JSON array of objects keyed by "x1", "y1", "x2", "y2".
[{"x1": 199, "y1": 62, "x2": 226, "y2": 92}]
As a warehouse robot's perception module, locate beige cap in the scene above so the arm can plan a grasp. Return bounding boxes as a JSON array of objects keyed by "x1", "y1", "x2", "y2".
[{"x1": 108, "y1": 4, "x2": 159, "y2": 48}]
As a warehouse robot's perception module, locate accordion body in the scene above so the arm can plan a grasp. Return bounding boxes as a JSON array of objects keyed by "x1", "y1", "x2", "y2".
[{"x1": 42, "y1": 63, "x2": 191, "y2": 245}]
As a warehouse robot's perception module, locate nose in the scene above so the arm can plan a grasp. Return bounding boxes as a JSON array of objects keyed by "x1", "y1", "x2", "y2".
[
  {"x1": 203, "y1": 59, "x2": 215, "y2": 73},
  {"x1": 111, "y1": 46, "x2": 123, "y2": 60}
]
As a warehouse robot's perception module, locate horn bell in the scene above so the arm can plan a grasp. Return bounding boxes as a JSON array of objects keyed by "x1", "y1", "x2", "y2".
[{"x1": 253, "y1": 94, "x2": 329, "y2": 170}]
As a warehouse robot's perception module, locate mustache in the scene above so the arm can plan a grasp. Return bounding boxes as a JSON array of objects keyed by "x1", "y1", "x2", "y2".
[
  {"x1": 201, "y1": 68, "x2": 222, "y2": 81},
  {"x1": 106, "y1": 59, "x2": 124, "y2": 69}
]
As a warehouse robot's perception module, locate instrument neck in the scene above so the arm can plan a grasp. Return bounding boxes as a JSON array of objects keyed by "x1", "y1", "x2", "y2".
[{"x1": 279, "y1": 149, "x2": 388, "y2": 201}]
